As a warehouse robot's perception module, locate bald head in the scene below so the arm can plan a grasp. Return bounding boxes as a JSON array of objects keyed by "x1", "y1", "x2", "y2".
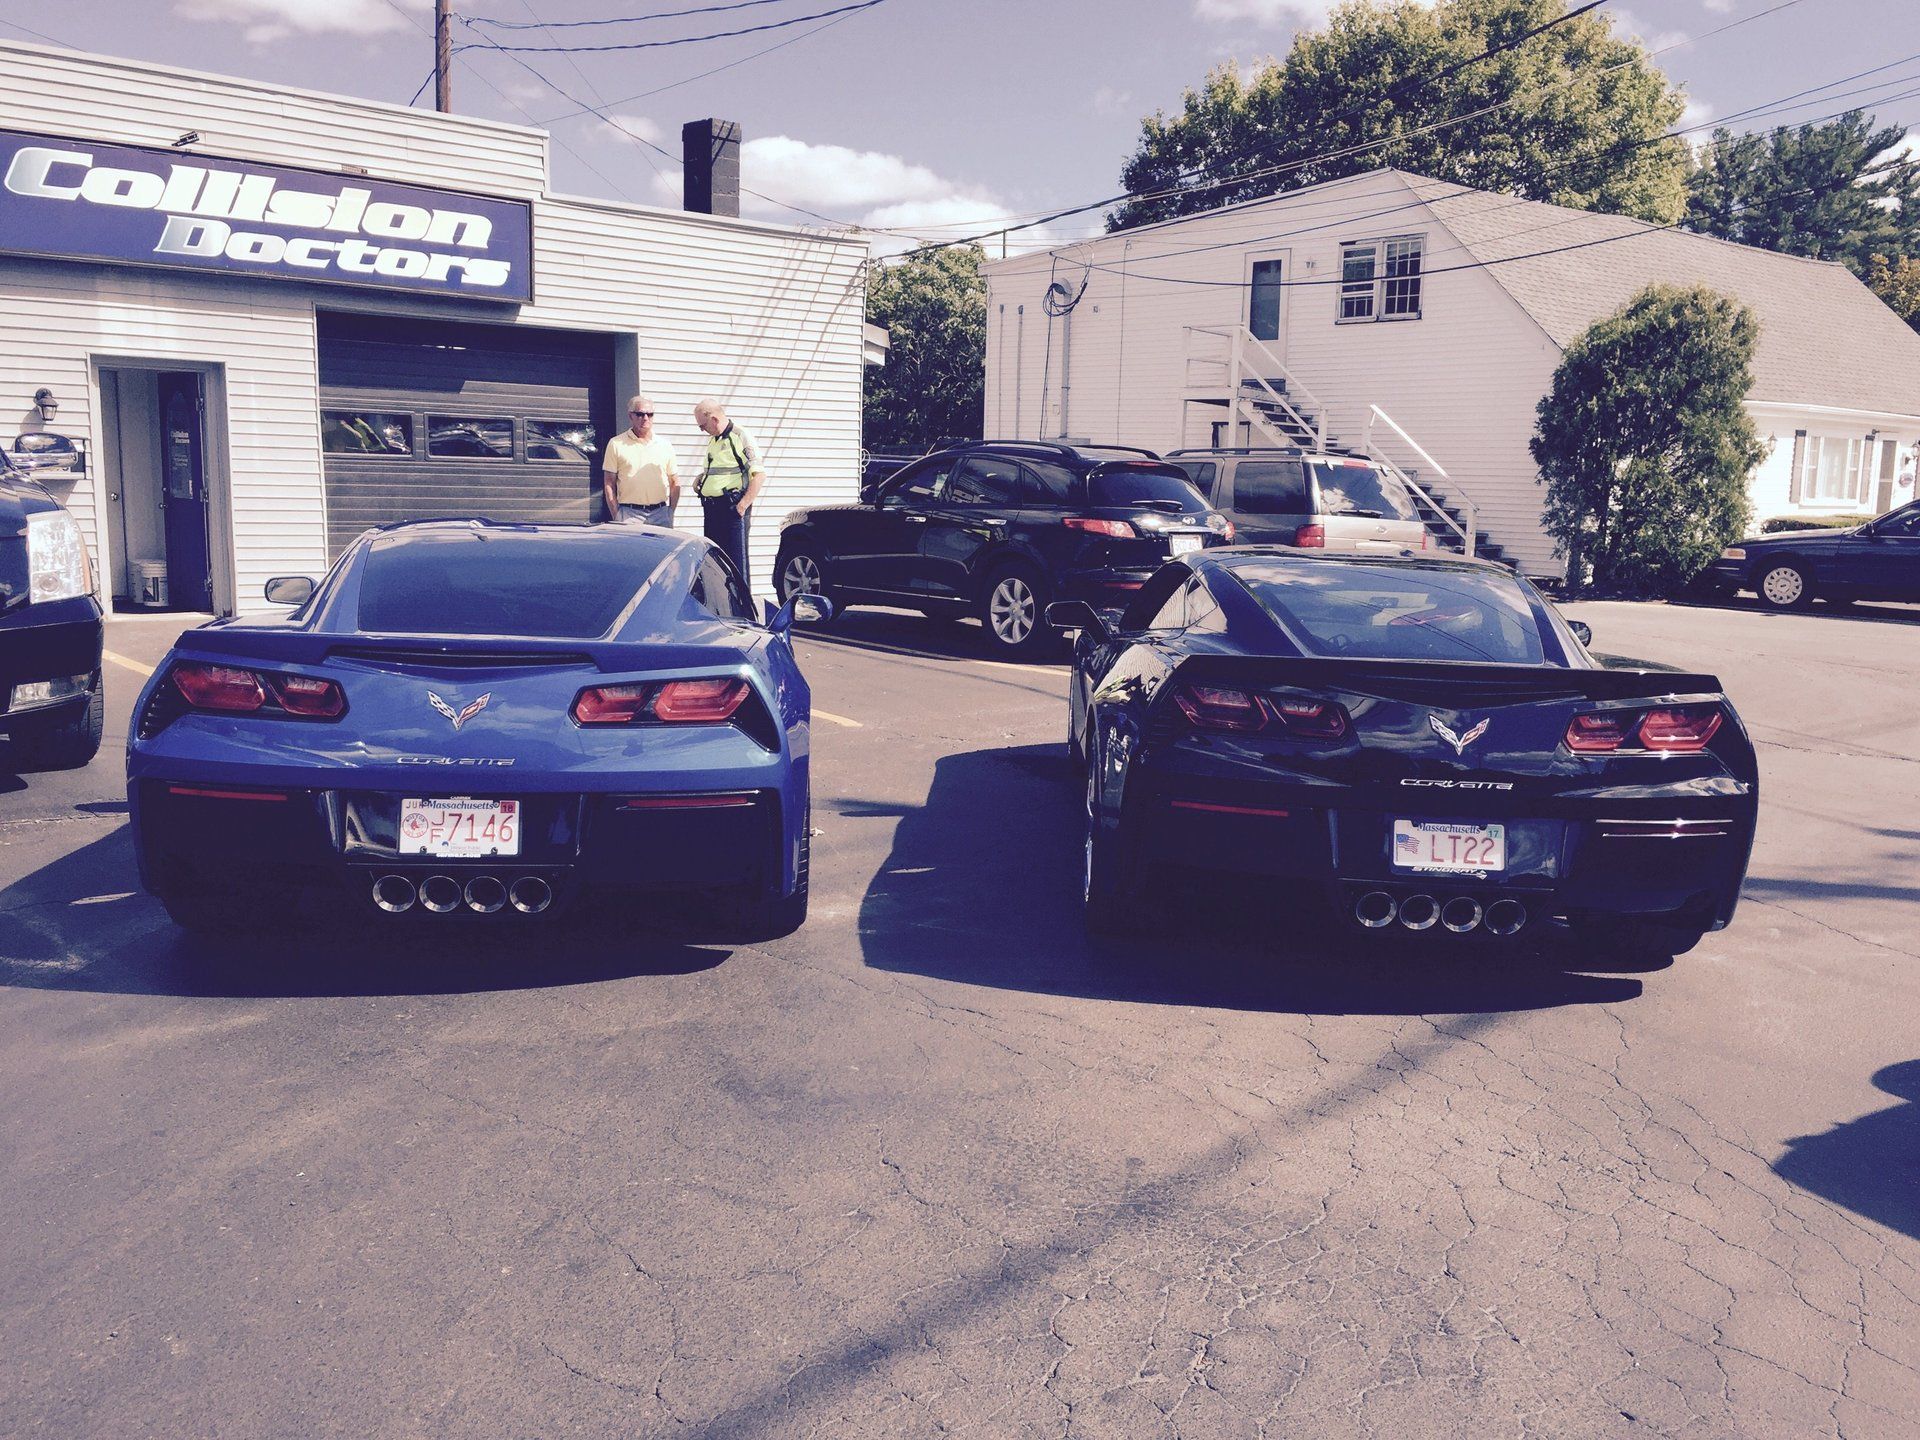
[{"x1": 694, "y1": 398, "x2": 728, "y2": 436}]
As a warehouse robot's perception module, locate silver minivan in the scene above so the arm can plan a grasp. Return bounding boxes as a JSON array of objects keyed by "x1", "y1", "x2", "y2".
[{"x1": 1166, "y1": 448, "x2": 1430, "y2": 554}]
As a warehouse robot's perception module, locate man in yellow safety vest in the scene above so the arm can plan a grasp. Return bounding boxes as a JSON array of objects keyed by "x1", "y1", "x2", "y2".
[{"x1": 693, "y1": 397, "x2": 764, "y2": 583}]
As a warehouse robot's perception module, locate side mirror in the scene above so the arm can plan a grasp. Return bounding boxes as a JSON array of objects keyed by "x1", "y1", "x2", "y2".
[
  {"x1": 767, "y1": 593, "x2": 834, "y2": 633},
  {"x1": 264, "y1": 576, "x2": 314, "y2": 606},
  {"x1": 1045, "y1": 600, "x2": 1109, "y2": 639},
  {"x1": 1566, "y1": 619, "x2": 1592, "y2": 646}
]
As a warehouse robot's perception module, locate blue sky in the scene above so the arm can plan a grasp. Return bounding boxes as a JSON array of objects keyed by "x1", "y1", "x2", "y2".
[{"x1": 6, "y1": 0, "x2": 1916, "y2": 252}]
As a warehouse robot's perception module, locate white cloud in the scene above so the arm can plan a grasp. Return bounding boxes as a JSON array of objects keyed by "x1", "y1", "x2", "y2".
[
  {"x1": 1701, "y1": 0, "x2": 1736, "y2": 13},
  {"x1": 1091, "y1": 85, "x2": 1136, "y2": 118},
  {"x1": 175, "y1": 0, "x2": 427, "y2": 45},
  {"x1": 1193, "y1": 0, "x2": 1339, "y2": 25},
  {"x1": 595, "y1": 112, "x2": 663, "y2": 146},
  {"x1": 1679, "y1": 98, "x2": 1714, "y2": 131},
  {"x1": 1610, "y1": 7, "x2": 1690, "y2": 50}
]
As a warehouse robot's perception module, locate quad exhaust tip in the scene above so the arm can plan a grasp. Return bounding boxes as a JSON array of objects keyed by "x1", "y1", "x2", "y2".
[
  {"x1": 1398, "y1": 893, "x2": 1439, "y2": 931},
  {"x1": 1354, "y1": 891, "x2": 1398, "y2": 929},
  {"x1": 1441, "y1": 896, "x2": 1484, "y2": 934},
  {"x1": 372, "y1": 874, "x2": 416, "y2": 914},
  {"x1": 509, "y1": 876, "x2": 553, "y2": 915},
  {"x1": 465, "y1": 875, "x2": 507, "y2": 915},
  {"x1": 1485, "y1": 899, "x2": 1528, "y2": 936},
  {"x1": 419, "y1": 875, "x2": 463, "y2": 914}
]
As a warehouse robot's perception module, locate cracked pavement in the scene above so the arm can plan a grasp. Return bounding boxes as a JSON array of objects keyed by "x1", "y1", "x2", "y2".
[{"x1": 1, "y1": 600, "x2": 1916, "y2": 1438}]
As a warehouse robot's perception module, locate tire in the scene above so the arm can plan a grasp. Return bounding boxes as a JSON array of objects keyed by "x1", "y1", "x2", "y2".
[
  {"x1": 1576, "y1": 917, "x2": 1708, "y2": 965},
  {"x1": 1082, "y1": 740, "x2": 1142, "y2": 937},
  {"x1": 1754, "y1": 560, "x2": 1813, "y2": 610},
  {"x1": 737, "y1": 792, "x2": 810, "y2": 940},
  {"x1": 776, "y1": 544, "x2": 837, "y2": 617},
  {"x1": 1066, "y1": 678, "x2": 1085, "y2": 766},
  {"x1": 162, "y1": 889, "x2": 275, "y2": 936},
  {"x1": 977, "y1": 564, "x2": 1051, "y2": 658},
  {"x1": 6, "y1": 673, "x2": 104, "y2": 773}
]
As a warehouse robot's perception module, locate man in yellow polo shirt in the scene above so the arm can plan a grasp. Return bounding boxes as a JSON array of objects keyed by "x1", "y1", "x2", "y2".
[{"x1": 601, "y1": 393, "x2": 680, "y2": 526}]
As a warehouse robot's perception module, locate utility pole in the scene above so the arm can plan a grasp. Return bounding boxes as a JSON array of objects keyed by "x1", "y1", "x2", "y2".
[{"x1": 435, "y1": 0, "x2": 453, "y2": 113}]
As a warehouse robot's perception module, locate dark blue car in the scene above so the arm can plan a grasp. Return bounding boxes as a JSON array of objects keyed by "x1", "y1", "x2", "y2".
[{"x1": 127, "y1": 519, "x2": 826, "y2": 937}]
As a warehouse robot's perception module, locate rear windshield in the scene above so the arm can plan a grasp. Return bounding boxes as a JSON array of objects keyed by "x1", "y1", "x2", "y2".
[
  {"x1": 357, "y1": 531, "x2": 644, "y2": 638},
  {"x1": 1233, "y1": 560, "x2": 1549, "y2": 665},
  {"x1": 1088, "y1": 464, "x2": 1210, "y2": 512},
  {"x1": 1308, "y1": 460, "x2": 1417, "y2": 521}
]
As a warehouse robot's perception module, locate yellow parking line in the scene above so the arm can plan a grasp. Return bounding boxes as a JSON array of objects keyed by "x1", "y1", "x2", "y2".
[
  {"x1": 102, "y1": 650, "x2": 154, "y2": 678},
  {"x1": 971, "y1": 658, "x2": 1068, "y2": 678},
  {"x1": 813, "y1": 708, "x2": 863, "y2": 729}
]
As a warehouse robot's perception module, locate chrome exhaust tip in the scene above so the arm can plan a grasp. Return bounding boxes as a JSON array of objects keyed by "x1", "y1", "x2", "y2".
[
  {"x1": 509, "y1": 876, "x2": 553, "y2": 915},
  {"x1": 419, "y1": 875, "x2": 463, "y2": 915},
  {"x1": 371, "y1": 874, "x2": 416, "y2": 914},
  {"x1": 465, "y1": 875, "x2": 507, "y2": 915},
  {"x1": 1399, "y1": 893, "x2": 1439, "y2": 931},
  {"x1": 1354, "y1": 890, "x2": 1398, "y2": 929},
  {"x1": 1484, "y1": 899, "x2": 1528, "y2": 937},
  {"x1": 1441, "y1": 896, "x2": 1484, "y2": 934}
]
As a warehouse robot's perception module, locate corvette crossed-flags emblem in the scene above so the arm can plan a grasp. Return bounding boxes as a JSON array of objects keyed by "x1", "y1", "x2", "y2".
[
  {"x1": 428, "y1": 691, "x2": 491, "y2": 731},
  {"x1": 1428, "y1": 714, "x2": 1490, "y2": 756}
]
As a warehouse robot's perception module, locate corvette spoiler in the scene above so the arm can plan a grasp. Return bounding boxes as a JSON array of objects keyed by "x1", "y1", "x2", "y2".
[
  {"x1": 1164, "y1": 654, "x2": 1728, "y2": 706},
  {"x1": 165, "y1": 627, "x2": 755, "y2": 675}
]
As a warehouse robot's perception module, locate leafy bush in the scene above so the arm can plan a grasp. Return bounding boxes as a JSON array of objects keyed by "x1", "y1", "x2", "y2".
[
  {"x1": 1532, "y1": 284, "x2": 1764, "y2": 595},
  {"x1": 1759, "y1": 514, "x2": 1870, "y2": 533}
]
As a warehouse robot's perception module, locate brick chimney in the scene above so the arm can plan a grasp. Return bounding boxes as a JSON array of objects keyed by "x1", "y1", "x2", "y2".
[{"x1": 682, "y1": 119, "x2": 741, "y2": 219}]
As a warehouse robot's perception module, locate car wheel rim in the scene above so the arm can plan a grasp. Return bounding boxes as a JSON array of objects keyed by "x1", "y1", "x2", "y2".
[
  {"x1": 990, "y1": 577, "x2": 1034, "y2": 644},
  {"x1": 1083, "y1": 758, "x2": 1097, "y2": 904},
  {"x1": 1762, "y1": 566, "x2": 1802, "y2": 604},
  {"x1": 782, "y1": 555, "x2": 821, "y2": 598}
]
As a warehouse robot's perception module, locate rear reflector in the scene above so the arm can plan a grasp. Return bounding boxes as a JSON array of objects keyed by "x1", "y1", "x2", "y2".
[
  {"x1": 1170, "y1": 799, "x2": 1291, "y2": 818},
  {"x1": 1064, "y1": 517, "x2": 1136, "y2": 539},
  {"x1": 1294, "y1": 524, "x2": 1325, "y2": 548},
  {"x1": 618, "y1": 793, "x2": 757, "y2": 811},
  {"x1": 165, "y1": 785, "x2": 289, "y2": 802},
  {"x1": 173, "y1": 663, "x2": 266, "y2": 712},
  {"x1": 1637, "y1": 706, "x2": 1724, "y2": 751}
]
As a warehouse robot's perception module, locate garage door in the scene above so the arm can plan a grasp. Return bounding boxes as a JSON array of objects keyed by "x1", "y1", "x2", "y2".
[{"x1": 317, "y1": 311, "x2": 616, "y2": 559}]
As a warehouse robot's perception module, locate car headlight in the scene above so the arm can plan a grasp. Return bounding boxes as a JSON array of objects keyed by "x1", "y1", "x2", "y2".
[
  {"x1": 1719, "y1": 547, "x2": 1747, "y2": 561},
  {"x1": 27, "y1": 510, "x2": 92, "y2": 603}
]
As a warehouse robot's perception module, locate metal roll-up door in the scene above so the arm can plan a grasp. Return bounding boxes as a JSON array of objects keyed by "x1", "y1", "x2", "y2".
[{"x1": 317, "y1": 311, "x2": 616, "y2": 558}]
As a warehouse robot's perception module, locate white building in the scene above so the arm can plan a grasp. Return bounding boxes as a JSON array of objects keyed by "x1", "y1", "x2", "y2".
[
  {"x1": 983, "y1": 169, "x2": 1920, "y2": 575},
  {"x1": 0, "y1": 40, "x2": 870, "y2": 612}
]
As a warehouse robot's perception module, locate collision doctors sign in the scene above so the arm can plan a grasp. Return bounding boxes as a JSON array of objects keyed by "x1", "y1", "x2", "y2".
[{"x1": 0, "y1": 129, "x2": 533, "y2": 302}]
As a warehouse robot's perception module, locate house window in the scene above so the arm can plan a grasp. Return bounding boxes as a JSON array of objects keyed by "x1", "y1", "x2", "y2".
[
  {"x1": 1797, "y1": 435, "x2": 1871, "y2": 504},
  {"x1": 1339, "y1": 236, "x2": 1423, "y2": 323}
]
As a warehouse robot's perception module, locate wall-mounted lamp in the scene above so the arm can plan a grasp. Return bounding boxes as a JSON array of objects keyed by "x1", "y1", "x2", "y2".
[
  {"x1": 32, "y1": 387, "x2": 57, "y2": 423},
  {"x1": 172, "y1": 131, "x2": 200, "y2": 149}
]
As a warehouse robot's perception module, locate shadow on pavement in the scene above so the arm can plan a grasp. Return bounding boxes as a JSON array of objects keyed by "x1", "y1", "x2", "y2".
[
  {"x1": 858, "y1": 743, "x2": 1648, "y2": 1017},
  {"x1": 1670, "y1": 594, "x2": 1920, "y2": 626},
  {"x1": 1774, "y1": 1060, "x2": 1920, "y2": 1241},
  {"x1": 796, "y1": 606, "x2": 1067, "y2": 667},
  {"x1": 0, "y1": 825, "x2": 731, "y2": 1000}
]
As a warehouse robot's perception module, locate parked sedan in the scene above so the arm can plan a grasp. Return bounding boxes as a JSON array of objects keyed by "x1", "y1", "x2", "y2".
[
  {"x1": 1703, "y1": 501, "x2": 1920, "y2": 608},
  {"x1": 1, "y1": 457, "x2": 103, "y2": 771},
  {"x1": 775, "y1": 441, "x2": 1231, "y2": 655},
  {"x1": 1054, "y1": 548, "x2": 1758, "y2": 962},
  {"x1": 127, "y1": 519, "x2": 826, "y2": 937}
]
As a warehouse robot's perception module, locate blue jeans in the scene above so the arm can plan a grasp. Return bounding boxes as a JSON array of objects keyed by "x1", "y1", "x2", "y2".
[{"x1": 619, "y1": 501, "x2": 673, "y2": 527}]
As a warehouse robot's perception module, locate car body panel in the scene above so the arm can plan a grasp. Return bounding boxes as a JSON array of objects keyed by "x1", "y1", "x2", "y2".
[
  {"x1": 1705, "y1": 501, "x2": 1920, "y2": 602},
  {"x1": 1, "y1": 468, "x2": 103, "y2": 740}
]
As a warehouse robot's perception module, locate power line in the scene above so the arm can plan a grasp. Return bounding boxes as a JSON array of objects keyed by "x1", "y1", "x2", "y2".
[
  {"x1": 456, "y1": 0, "x2": 887, "y2": 54},
  {"x1": 468, "y1": 0, "x2": 802, "y2": 29}
]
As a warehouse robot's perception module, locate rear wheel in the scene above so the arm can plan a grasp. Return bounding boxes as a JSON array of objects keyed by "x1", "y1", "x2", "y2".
[
  {"x1": 1082, "y1": 741, "x2": 1142, "y2": 937},
  {"x1": 978, "y1": 565, "x2": 1051, "y2": 657},
  {"x1": 6, "y1": 673, "x2": 104, "y2": 772},
  {"x1": 1755, "y1": 560, "x2": 1813, "y2": 610},
  {"x1": 162, "y1": 889, "x2": 276, "y2": 936},
  {"x1": 1575, "y1": 917, "x2": 1708, "y2": 965},
  {"x1": 736, "y1": 794, "x2": 810, "y2": 940}
]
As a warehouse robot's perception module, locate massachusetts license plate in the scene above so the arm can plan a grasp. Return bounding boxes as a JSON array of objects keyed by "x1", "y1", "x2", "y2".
[
  {"x1": 400, "y1": 798, "x2": 521, "y2": 857},
  {"x1": 1169, "y1": 533, "x2": 1205, "y2": 556},
  {"x1": 1392, "y1": 819, "x2": 1506, "y2": 874}
]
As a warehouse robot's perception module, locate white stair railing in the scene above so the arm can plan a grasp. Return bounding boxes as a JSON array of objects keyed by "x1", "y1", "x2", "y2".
[
  {"x1": 1362, "y1": 405, "x2": 1477, "y2": 558},
  {"x1": 1183, "y1": 324, "x2": 1326, "y2": 451}
]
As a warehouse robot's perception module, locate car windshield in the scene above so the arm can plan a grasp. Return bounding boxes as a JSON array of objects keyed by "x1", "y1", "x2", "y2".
[
  {"x1": 1089, "y1": 464, "x2": 1210, "y2": 512},
  {"x1": 1307, "y1": 460, "x2": 1417, "y2": 521},
  {"x1": 357, "y1": 531, "x2": 644, "y2": 638},
  {"x1": 1233, "y1": 560, "x2": 1550, "y2": 665}
]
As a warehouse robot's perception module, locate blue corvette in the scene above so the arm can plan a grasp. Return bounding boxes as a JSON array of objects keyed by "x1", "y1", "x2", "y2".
[{"x1": 126, "y1": 519, "x2": 827, "y2": 937}]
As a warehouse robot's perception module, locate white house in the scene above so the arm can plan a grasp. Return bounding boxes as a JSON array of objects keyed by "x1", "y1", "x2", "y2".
[
  {"x1": 983, "y1": 168, "x2": 1920, "y2": 575},
  {"x1": 0, "y1": 40, "x2": 870, "y2": 611}
]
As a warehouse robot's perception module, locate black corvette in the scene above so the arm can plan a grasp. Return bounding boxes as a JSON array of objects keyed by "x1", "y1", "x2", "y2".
[{"x1": 1053, "y1": 549, "x2": 1759, "y2": 960}]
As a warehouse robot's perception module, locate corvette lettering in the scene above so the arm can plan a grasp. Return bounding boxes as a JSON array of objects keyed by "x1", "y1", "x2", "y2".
[
  {"x1": 0, "y1": 129, "x2": 531, "y2": 299},
  {"x1": 1400, "y1": 778, "x2": 1514, "y2": 790},
  {"x1": 395, "y1": 756, "x2": 516, "y2": 766}
]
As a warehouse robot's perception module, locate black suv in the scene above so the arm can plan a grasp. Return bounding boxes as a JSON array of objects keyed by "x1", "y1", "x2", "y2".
[
  {"x1": 775, "y1": 442, "x2": 1229, "y2": 655},
  {"x1": 2, "y1": 454, "x2": 104, "y2": 771}
]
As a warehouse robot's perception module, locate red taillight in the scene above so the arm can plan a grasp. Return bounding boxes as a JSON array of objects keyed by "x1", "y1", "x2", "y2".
[
  {"x1": 1173, "y1": 684, "x2": 1267, "y2": 733},
  {"x1": 573, "y1": 683, "x2": 651, "y2": 725},
  {"x1": 573, "y1": 678, "x2": 750, "y2": 726},
  {"x1": 173, "y1": 662, "x2": 266, "y2": 712},
  {"x1": 1273, "y1": 697, "x2": 1349, "y2": 740},
  {"x1": 654, "y1": 678, "x2": 749, "y2": 723},
  {"x1": 1222, "y1": 518, "x2": 1236, "y2": 542},
  {"x1": 271, "y1": 674, "x2": 345, "y2": 718},
  {"x1": 1064, "y1": 517, "x2": 1136, "y2": 539},
  {"x1": 1638, "y1": 706, "x2": 1724, "y2": 751},
  {"x1": 1419, "y1": 530, "x2": 1430, "y2": 550},
  {"x1": 1565, "y1": 713, "x2": 1632, "y2": 752},
  {"x1": 1294, "y1": 524, "x2": 1325, "y2": 548}
]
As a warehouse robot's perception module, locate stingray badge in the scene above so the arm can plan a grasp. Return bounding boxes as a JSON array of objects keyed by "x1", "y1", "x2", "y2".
[
  {"x1": 1429, "y1": 714, "x2": 1489, "y2": 756},
  {"x1": 429, "y1": 691, "x2": 492, "y2": 731}
]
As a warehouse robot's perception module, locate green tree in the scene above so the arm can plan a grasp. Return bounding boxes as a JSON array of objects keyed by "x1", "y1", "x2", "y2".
[
  {"x1": 1685, "y1": 112, "x2": 1920, "y2": 271},
  {"x1": 1110, "y1": 0, "x2": 1689, "y2": 232},
  {"x1": 1531, "y1": 285, "x2": 1764, "y2": 595},
  {"x1": 863, "y1": 245, "x2": 986, "y2": 448},
  {"x1": 1866, "y1": 254, "x2": 1920, "y2": 332}
]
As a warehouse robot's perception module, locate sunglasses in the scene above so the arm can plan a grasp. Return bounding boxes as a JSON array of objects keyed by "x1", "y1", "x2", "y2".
[{"x1": 629, "y1": 410, "x2": 654, "y2": 418}]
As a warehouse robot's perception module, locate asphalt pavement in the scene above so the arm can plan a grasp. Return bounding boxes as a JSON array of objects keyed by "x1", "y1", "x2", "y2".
[{"x1": 1, "y1": 597, "x2": 1916, "y2": 1438}]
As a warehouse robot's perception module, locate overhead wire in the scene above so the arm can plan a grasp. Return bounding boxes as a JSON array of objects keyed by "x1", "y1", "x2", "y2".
[
  {"x1": 454, "y1": 0, "x2": 888, "y2": 54},
  {"x1": 468, "y1": 0, "x2": 803, "y2": 29}
]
